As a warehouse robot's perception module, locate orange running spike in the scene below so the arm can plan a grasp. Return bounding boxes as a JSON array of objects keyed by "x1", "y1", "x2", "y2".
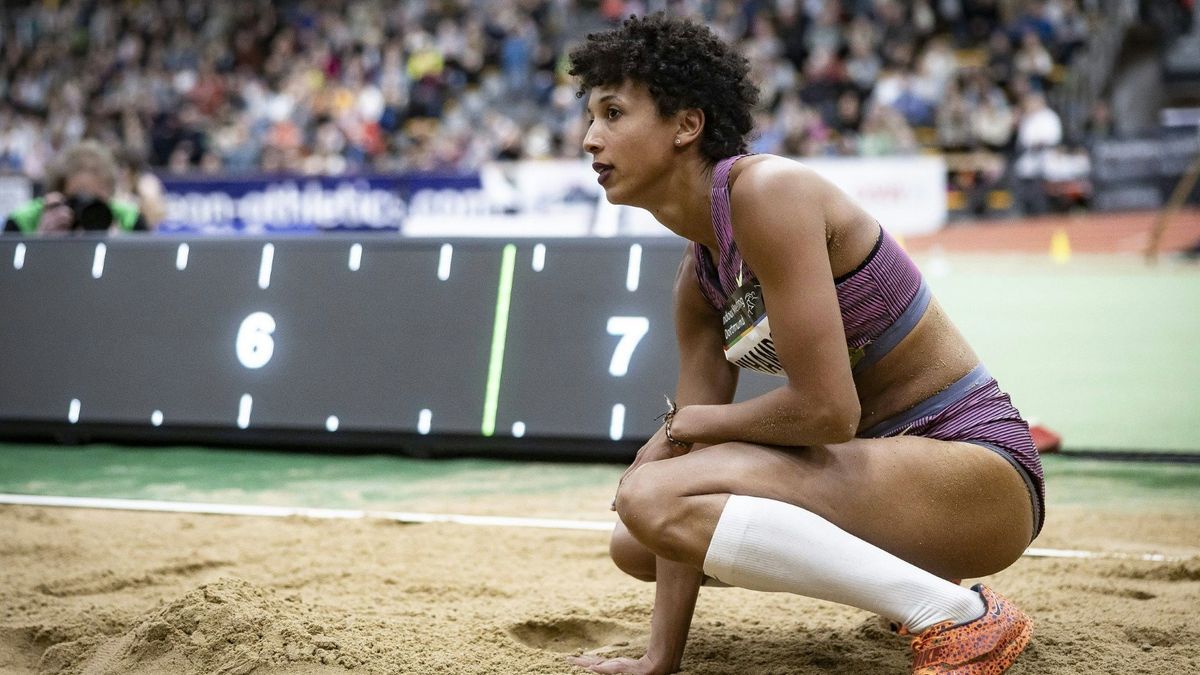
[{"x1": 909, "y1": 585, "x2": 1033, "y2": 674}]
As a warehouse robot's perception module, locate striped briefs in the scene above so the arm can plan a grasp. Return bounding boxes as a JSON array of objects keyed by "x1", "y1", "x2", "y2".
[{"x1": 858, "y1": 364, "x2": 1046, "y2": 539}]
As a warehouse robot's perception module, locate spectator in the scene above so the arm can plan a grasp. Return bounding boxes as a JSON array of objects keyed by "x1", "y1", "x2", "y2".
[
  {"x1": 915, "y1": 35, "x2": 959, "y2": 101},
  {"x1": 859, "y1": 104, "x2": 919, "y2": 156},
  {"x1": 1013, "y1": 31, "x2": 1055, "y2": 90},
  {"x1": 799, "y1": 46, "x2": 848, "y2": 122},
  {"x1": 4, "y1": 140, "x2": 148, "y2": 234},
  {"x1": 0, "y1": 0, "x2": 1101, "y2": 183},
  {"x1": 1013, "y1": 91, "x2": 1064, "y2": 214},
  {"x1": 937, "y1": 80, "x2": 974, "y2": 150},
  {"x1": 1008, "y1": 0, "x2": 1057, "y2": 46},
  {"x1": 845, "y1": 30, "x2": 884, "y2": 93},
  {"x1": 1046, "y1": 0, "x2": 1090, "y2": 62},
  {"x1": 985, "y1": 29, "x2": 1016, "y2": 86},
  {"x1": 972, "y1": 91, "x2": 1017, "y2": 151}
]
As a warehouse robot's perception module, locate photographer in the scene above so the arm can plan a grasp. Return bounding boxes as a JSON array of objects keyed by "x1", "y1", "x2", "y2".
[{"x1": 4, "y1": 141, "x2": 148, "y2": 235}]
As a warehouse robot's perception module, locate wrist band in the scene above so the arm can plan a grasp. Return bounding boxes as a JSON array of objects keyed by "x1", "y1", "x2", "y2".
[{"x1": 657, "y1": 396, "x2": 691, "y2": 448}]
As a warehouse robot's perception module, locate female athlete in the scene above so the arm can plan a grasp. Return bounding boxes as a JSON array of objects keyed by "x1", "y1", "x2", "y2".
[{"x1": 566, "y1": 14, "x2": 1043, "y2": 675}]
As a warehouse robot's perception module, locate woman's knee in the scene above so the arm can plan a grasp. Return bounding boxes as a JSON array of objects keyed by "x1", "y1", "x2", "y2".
[
  {"x1": 609, "y1": 523, "x2": 656, "y2": 582},
  {"x1": 613, "y1": 464, "x2": 667, "y2": 538},
  {"x1": 614, "y1": 461, "x2": 731, "y2": 563},
  {"x1": 613, "y1": 463, "x2": 689, "y2": 553}
]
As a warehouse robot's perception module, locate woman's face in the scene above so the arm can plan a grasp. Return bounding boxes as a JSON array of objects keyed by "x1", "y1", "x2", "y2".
[{"x1": 582, "y1": 80, "x2": 679, "y2": 206}]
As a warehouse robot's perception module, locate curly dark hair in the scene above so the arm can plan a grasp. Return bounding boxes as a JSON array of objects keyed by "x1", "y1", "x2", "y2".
[{"x1": 568, "y1": 13, "x2": 759, "y2": 162}]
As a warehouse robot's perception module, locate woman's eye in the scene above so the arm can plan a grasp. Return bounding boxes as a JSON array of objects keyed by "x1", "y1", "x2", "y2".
[{"x1": 607, "y1": 108, "x2": 621, "y2": 120}]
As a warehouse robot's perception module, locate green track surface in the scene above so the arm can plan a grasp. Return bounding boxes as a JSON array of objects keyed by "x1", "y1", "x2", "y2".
[
  {"x1": 0, "y1": 444, "x2": 617, "y2": 509},
  {"x1": 1, "y1": 253, "x2": 1197, "y2": 510},
  {"x1": 917, "y1": 253, "x2": 1200, "y2": 453},
  {"x1": 0, "y1": 444, "x2": 1198, "y2": 513}
]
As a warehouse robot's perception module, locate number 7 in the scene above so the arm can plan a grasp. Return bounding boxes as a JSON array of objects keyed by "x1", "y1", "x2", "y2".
[{"x1": 607, "y1": 316, "x2": 649, "y2": 377}]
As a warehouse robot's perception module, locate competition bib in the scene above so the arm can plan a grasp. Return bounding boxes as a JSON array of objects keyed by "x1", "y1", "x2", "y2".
[
  {"x1": 722, "y1": 277, "x2": 785, "y2": 376},
  {"x1": 721, "y1": 277, "x2": 866, "y2": 376}
]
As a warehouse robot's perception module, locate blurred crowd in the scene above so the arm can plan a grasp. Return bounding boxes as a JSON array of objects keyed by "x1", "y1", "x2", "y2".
[{"x1": 0, "y1": 0, "x2": 1101, "y2": 211}]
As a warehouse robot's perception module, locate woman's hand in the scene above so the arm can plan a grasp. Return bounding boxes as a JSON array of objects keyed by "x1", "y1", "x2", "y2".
[
  {"x1": 612, "y1": 426, "x2": 691, "y2": 510},
  {"x1": 566, "y1": 654, "x2": 676, "y2": 674}
]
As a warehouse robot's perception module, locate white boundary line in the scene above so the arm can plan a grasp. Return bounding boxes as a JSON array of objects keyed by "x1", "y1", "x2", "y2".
[
  {"x1": 0, "y1": 494, "x2": 1187, "y2": 562},
  {"x1": 0, "y1": 494, "x2": 614, "y2": 532}
]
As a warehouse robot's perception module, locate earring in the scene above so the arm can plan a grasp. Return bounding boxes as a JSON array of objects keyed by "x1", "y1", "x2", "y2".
[{"x1": 674, "y1": 138, "x2": 681, "y2": 145}]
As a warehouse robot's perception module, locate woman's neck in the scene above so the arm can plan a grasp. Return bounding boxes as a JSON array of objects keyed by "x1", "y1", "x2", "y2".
[{"x1": 640, "y1": 154, "x2": 719, "y2": 251}]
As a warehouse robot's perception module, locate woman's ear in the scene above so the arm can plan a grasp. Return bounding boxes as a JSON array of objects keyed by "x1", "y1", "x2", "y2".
[{"x1": 675, "y1": 108, "x2": 705, "y2": 148}]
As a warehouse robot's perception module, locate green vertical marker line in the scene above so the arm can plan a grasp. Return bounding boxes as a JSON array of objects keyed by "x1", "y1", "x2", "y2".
[{"x1": 482, "y1": 244, "x2": 517, "y2": 437}]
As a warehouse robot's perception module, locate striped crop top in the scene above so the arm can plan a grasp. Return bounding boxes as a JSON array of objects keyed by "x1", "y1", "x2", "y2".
[{"x1": 694, "y1": 154, "x2": 930, "y2": 377}]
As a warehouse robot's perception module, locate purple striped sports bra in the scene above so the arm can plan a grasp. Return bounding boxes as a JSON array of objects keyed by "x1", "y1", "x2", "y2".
[{"x1": 694, "y1": 154, "x2": 929, "y2": 376}]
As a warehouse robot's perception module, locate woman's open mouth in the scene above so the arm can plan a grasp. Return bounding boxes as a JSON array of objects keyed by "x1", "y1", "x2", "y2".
[{"x1": 592, "y1": 162, "x2": 613, "y2": 185}]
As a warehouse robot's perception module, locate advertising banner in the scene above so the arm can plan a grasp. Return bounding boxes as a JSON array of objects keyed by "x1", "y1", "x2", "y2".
[
  {"x1": 402, "y1": 160, "x2": 603, "y2": 237},
  {"x1": 158, "y1": 174, "x2": 477, "y2": 235},
  {"x1": 803, "y1": 156, "x2": 948, "y2": 236},
  {"x1": 157, "y1": 155, "x2": 947, "y2": 238}
]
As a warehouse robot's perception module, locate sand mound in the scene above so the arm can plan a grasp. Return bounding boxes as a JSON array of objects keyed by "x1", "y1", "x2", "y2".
[{"x1": 48, "y1": 577, "x2": 368, "y2": 675}]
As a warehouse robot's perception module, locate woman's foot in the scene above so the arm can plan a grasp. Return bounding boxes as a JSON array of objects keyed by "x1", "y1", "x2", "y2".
[{"x1": 909, "y1": 585, "x2": 1032, "y2": 674}]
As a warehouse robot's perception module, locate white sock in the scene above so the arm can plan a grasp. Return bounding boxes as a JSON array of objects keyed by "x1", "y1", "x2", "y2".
[{"x1": 702, "y1": 495, "x2": 985, "y2": 633}]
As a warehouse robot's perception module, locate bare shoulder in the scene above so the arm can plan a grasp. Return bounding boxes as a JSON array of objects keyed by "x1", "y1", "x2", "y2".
[
  {"x1": 729, "y1": 155, "x2": 878, "y2": 266},
  {"x1": 728, "y1": 155, "x2": 835, "y2": 208},
  {"x1": 725, "y1": 155, "x2": 832, "y2": 247}
]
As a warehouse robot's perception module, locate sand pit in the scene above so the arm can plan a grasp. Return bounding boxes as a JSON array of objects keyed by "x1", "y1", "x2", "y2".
[{"x1": 2, "y1": 490, "x2": 1198, "y2": 674}]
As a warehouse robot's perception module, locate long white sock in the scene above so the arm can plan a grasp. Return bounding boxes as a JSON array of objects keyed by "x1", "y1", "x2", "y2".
[{"x1": 702, "y1": 495, "x2": 985, "y2": 633}]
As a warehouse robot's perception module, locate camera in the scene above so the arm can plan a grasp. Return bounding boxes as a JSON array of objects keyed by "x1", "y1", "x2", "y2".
[{"x1": 65, "y1": 192, "x2": 114, "y2": 231}]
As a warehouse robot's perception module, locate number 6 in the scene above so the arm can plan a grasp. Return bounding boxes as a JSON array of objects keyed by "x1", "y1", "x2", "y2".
[
  {"x1": 237, "y1": 312, "x2": 276, "y2": 369},
  {"x1": 607, "y1": 316, "x2": 648, "y2": 377}
]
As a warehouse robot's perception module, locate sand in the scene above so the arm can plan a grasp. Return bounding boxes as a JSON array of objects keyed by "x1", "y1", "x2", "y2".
[{"x1": 1, "y1": 488, "x2": 1198, "y2": 675}]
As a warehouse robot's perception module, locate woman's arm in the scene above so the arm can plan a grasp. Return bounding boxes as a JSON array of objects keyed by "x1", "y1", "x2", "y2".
[
  {"x1": 579, "y1": 252, "x2": 737, "y2": 675},
  {"x1": 641, "y1": 252, "x2": 739, "y2": 671},
  {"x1": 672, "y1": 250, "x2": 741, "y2": 409},
  {"x1": 671, "y1": 159, "x2": 862, "y2": 447},
  {"x1": 613, "y1": 251, "x2": 739, "y2": 491}
]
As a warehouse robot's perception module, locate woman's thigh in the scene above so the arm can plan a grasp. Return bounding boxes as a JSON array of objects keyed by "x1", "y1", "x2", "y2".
[{"x1": 619, "y1": 436, "x2": 1034, "y2": 580}]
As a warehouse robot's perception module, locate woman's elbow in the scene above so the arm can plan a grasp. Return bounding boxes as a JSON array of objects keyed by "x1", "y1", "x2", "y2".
[{"x1": 823, "y1": 400, "x2": 860, "y2": 444}]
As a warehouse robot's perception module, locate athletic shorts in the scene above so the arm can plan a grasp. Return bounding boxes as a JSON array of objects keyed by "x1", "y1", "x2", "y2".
[{"x1": 858, "y1": 364, "x2": 1045, "y2": 539}]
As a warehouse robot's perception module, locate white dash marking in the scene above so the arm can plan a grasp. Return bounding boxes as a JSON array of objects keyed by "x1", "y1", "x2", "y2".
[
  {"x1": 326, "y1": 415, "x2": 340, "y2": 432},
  {"x1": 91, "y1": 243, "x2": 106, "y2": 279},
  {"x1": 176, "y1": 243, "x2": 189, "y2": 270},
  {"x1": 625, "y1": 244, "x2": 642, "y2": 292},
  {"x1": 349, "y1": 243, "x2": 362, "y2": 271},
  {"x1": 68, "y1": 399, "x2": 81, "y2": 424},
  {"x1": 151, "y1": 410, "x2": 164, "y2": 427},
  {"x1": 437, "y1": 244, "x2": 453, "y2": 281},
  {"x1": 512, "y1": 421, "x2": 526, "y2": 438},
  {"x1": 237, "y1": 394, "x2": 253, "y2": 429},
  {"x1": 609, "y1": 404, "x2": 626, "y2": 441},
  {"x1": 258, "y1": 243, "x2": 275, "y2": 289},
  {"x1": 418, "y1": 409, "x2": 432, "y2": 435},
  {"x1": 532, "y1": 244, "x2": 546, "y2": 272},
  {"x1": 14, "y1": 243, "x2": 26, "y2": 269}
]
